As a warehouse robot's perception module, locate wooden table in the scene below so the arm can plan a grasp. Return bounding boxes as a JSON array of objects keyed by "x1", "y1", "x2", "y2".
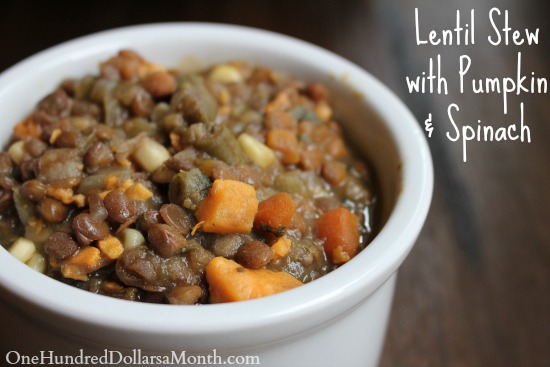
[{"x1": 1, "y1": 1, "x2": 548, "y2": 366}]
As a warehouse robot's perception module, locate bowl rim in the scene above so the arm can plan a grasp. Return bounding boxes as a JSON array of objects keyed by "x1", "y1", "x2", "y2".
[{"x1": 0, "y1": 22, "x2": 433, "y2": 341}]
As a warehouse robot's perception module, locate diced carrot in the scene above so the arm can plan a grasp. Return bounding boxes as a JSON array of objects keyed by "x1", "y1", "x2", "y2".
[
  {"x1": 105, "y1": 175, "x2": 119, "y2": 190},
  {"x1": 118, "y1": 179, "x2": 133, "y2": 191},
  {"x1": 118, "y1": 158, "x2": 132, "y2": 167},
  {"x1": 254, "y1": 192, "x2": 296, "y2": 235},
  {"x1": 321, "y1": 160, "x2": 348, "y2": 186},
  {"x1": 170, "y1": 131, "x2": 183, "y2": 151},
  {"x1": 218, "y1": 89, "x2": 231, "y2": 105},
  {"x1": 137, "y1": 61, "x2": 166, "y2": 79},
  {"x1": 264, "y1": 91, "x2": 291, "y2": 114},
  {"x1": 97, "y1": 236, "x2": 124, "y2": 260},
  {"x1": 102, "y1": 281, "x2": 124, "y2": 292},
  {"x1": 316, "y1": 207, "x2": 360, "y2": 264},
  {"x1": 13, "y1": 115, "x2": 41, "y2": 140},
  {"x1": 206, "y1": 257, "x2": 302, "y2": 303},
  {"x1": 288, "y1": 211, "x2": 307, "y2": 237},
  {"x1": 46, "y1": 187, "x2": 86, "y2": 207},
  {"x1": 299, "y1": 147, "x2": 323, "y2": 173},
  {"x1": 325, "y1": 136, "x2": 348, "y2": 158},
  {"x1": 331, "y1": 246, "x2": 352, "y2": 264},
  {"x1": 27, "y1": 217, "x2": 45, "y2": 232},
  {"x1": 61, "y1": 246, "x2": 104, "y2": 281},
  {"x1": 298, "y1": 120, "x2": 315, "y2": 136},
  {"x1": 98, "y1": 190, "x2": 112, "y2": 200},
  {"x1": 125, "y1": 182, "x2": 153, "y2": 201},
  {"x1": 311, "y1": 124, "x2": 330, "y2": 143},
  {"x1": 195, "y1": 179, "x2": 258, "y2": 234},
  {"x1": 266, "y1": 129, "x2": 301, "y2": 165},
  {"x1": 46, "y1": 187, "x2": 74, "y2": 204},
  {"x1": 72, "y1": 194, "x2": 86, "y2": 208},
  {"x1": 103, "y1": 176, "x2": 153, "y2": 202},
  {"x1": 271, "y1": 235, "x2": 291, "y2": 259},
  {"x1": 314, "y1": 101, "x2": 332, "y2": 121},
  {"x1": 264, "y1": 110, "x2": 296, "y2": 130},
  {"x1": 306, "y1": 82, "x2": 328, "y2": 102}
]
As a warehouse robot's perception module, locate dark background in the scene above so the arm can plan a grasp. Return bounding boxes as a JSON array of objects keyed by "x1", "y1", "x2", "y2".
[{"x1": 1, "y1": 1, "x2": 549, "y2": 366}]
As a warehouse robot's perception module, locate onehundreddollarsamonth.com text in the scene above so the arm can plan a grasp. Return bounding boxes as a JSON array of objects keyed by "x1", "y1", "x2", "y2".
[{"x1": 5, "y1": 349, "x2": 261, "y2": 365}]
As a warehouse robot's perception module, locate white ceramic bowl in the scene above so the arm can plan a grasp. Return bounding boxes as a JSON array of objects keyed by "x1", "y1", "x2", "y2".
[{"x1": 0, "y1": 23, "x2": 433, "y2": 367}]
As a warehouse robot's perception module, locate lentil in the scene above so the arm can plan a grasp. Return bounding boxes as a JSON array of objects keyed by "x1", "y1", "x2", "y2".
[{"x1": 0, "y1": 51, "x2": 378, "y2": 304}]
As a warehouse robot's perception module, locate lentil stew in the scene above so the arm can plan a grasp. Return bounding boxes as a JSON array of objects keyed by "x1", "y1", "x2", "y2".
[{"x1": 0, "y1": 51, "x2": 378, "y2": 304}]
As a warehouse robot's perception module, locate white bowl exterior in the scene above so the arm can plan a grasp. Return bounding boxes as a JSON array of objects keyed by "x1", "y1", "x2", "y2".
[{"x1": 0, "y1": 23, "x2": 433, "y2": 366}]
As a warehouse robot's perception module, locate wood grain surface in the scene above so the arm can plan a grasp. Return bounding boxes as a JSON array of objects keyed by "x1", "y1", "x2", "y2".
[{"x1": 1, "y1": 1, "x2": 548, "y2": 366}]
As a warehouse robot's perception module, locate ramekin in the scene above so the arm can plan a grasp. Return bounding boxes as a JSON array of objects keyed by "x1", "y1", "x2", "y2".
[{"x1": 0, "y1": 23, "x2": 433, "y2": 367}]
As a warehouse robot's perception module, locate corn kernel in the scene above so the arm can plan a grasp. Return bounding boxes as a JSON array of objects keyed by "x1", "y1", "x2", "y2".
[
  {"x1": 69, "y1": 116, "x2": 96, "y2": 131},
  {"x1": 121, "y1": 228, "x2": 146, "y2": 250},
  {"x1": 209, "y1": 64, "x2": 243, "y2": 84},
  {"x1": 132, "y1": 137, "x2": 171, "y2": 172},
  {"x1": 26, "y1": 253, "x2": 46, "y2": 273},
  {"x1": 238, "y1": 133, "x2": 276, "y2": 168},
  {"x1": 8, "y1": 141, "x2": 25, "y2": 165},
  {"x1": 9, "y1": 237, "x2": 36, "y2": 263},
  {"x1": 314, "y1": 101, "x2": 333, "y2": 121}
]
